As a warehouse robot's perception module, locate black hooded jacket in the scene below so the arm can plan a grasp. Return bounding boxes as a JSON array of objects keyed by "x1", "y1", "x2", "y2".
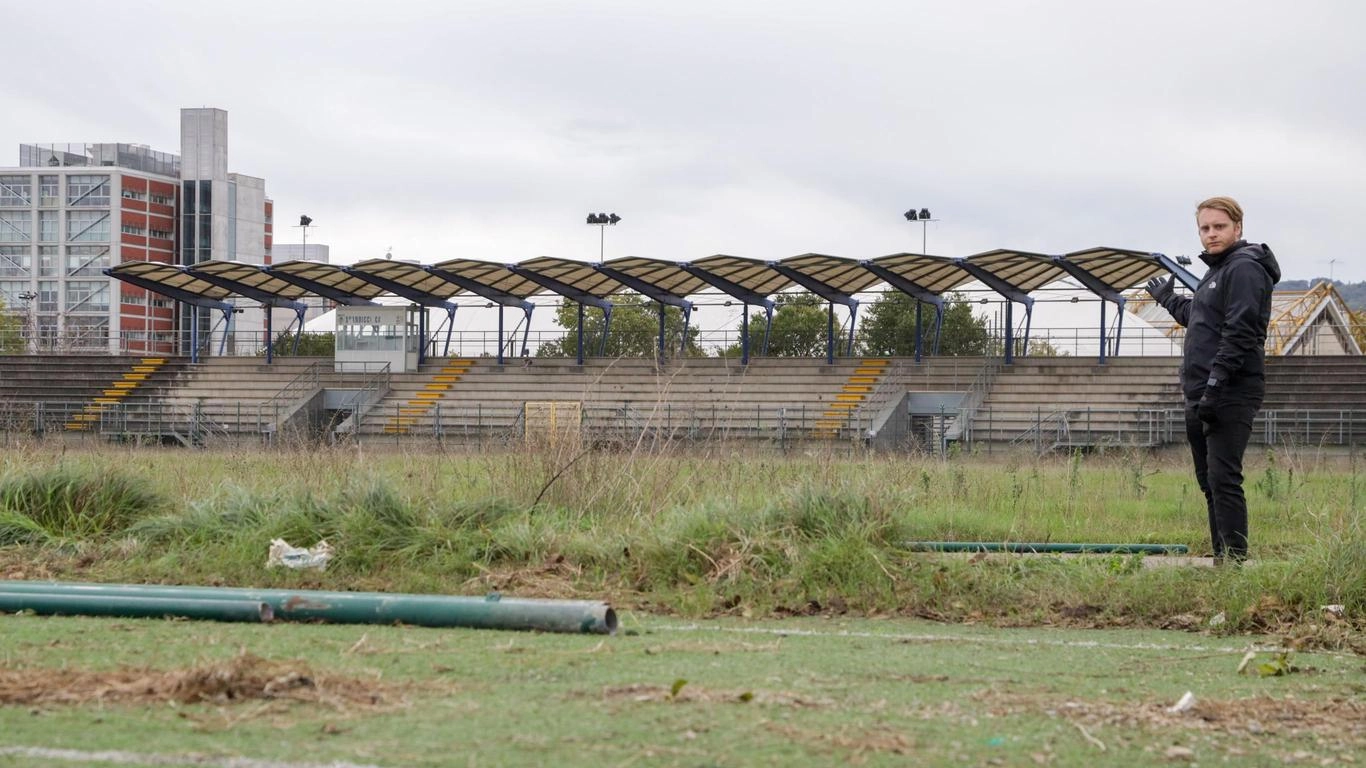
[{"x1": 1155, "y1": 240, "x2": 1281, "y2": 402}]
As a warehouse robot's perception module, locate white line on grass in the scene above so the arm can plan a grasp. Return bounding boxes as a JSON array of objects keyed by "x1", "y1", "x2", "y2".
[
  {"x1": 651, "y1": 623, "x2": 1311, "y2": 656},
  {"x1": 0, "y1": 746, "x2": 385, "y2": 768}
]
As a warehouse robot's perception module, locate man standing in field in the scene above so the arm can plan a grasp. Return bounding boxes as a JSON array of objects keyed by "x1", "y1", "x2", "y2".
[{"x1": 1145, "y1": 197, "x2": 1280, "y2": 563}]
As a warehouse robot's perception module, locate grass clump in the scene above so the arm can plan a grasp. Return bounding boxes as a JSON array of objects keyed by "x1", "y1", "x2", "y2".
[{"x1": 0, "y1": 465, "x2": 162, "y2": 542}]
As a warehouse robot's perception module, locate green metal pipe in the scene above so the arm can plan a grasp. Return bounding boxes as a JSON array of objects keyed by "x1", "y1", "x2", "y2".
[
  {"x1": 0, "y1": 591, "x2": 273, "y2": 623},
  {"x1": 0, "y1": 581, "x2": 617, "y2": 635},
  {"x1": 902, "y1": 542, "x2": 1188, "y2": 555}
]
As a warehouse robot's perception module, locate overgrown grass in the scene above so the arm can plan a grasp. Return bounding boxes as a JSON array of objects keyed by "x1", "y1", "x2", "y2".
[{"x1": 0, "y1": 442, "x2": 1362, "y2": 644}]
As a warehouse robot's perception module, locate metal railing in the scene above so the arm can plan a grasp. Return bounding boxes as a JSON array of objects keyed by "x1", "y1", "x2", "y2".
[{"x1": 256, "y1": 361, "x2": 324, "y2": 435}]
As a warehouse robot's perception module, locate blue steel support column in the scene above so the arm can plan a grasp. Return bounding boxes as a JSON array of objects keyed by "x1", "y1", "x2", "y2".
[
  {"x1": 497, "y1": 307, "x2": 505, "y2": 365},
  {"x1": 291, "y1": 306, "x2": 306, "y2": 355},
  {"x1": 217, "y1": 308, "x2": 231, "y2": 357},
  {"x1": 1098, "y1": 300, "x2": 1107, "y2": 365},
  {"x1": 599, "y1": 306, "x2": 612, "y2": 356},
  {"x1": 826, "y1": 301, "x2": 834, "y2": 365},
  {"x1": 190, "y1": 306, "x2": 198, "y2": 363},
  {"x1": 915, "y1": 301, "x2": 923, "y2": 362},
  {"x1": 657, "y1": 303, "x2": 666, "y2": 361},
  {"x1": 956, "y1": 260, "x2": 1034, "y2": 366},
  {"x1": 680, "y1": 301, "x2": 692, "y2": 355},
  {"x1": 443, "y1": 305, "x2": 456, "y2": 357},
  {"x1": 845, "y1": 299, "x2": 859, "y2": 357},
  {"x1": 741, "y1": 305, "x2": 750, "y2": 365},
  {"x1": 265, "y1": 304, "x2": 273, "y2": 364},
  {"x1": 576, "y1": 303, "x2": 585, "y2": 365},
  {"x1": 1004, "y1": 301, "x2": 1013, "y2": 365},
  {"x1": 519, "y1": 304, "x2": 534, "y2": 357},
  {"x1": 761, "y1": 302, "x2": 774, "y2": 356}
]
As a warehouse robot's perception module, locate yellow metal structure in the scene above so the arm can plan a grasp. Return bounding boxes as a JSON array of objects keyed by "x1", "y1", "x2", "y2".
[
  {"x1": 811, "y1": 359, "x2": 889, "y2": 438},
  {"x1": 64, "y1": 358, "x2": 166, "y2": 432}
]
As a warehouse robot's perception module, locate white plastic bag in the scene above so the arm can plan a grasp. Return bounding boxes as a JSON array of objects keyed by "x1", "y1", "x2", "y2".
[{"x1": 266, "y1": 538, "x2": 334, "y2": 570}]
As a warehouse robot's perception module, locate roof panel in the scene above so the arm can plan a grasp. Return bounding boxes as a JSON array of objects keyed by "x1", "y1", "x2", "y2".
[
  {"x1": 268, "y1": 260, "x2": 387, "y2": 298},
  {"x1": 691, "y1": 255, "x2": 792, "y2": 295},
  {"x1": 349, "y1": 259, "x2": 462, "y2": 298},
  {"x1": 600, "y1": 257, "x2": 709, "y2": 296},
  {"x1": 779, "y1": 253, "x2": 884, "y2": 294},
  {"x1": 431, "y1": 258, "x2": 544, "y2": 297},
  {"x1": 962, "y1": 249, "x2": 1069, "y2": 291},
  {"x1": 107, "y1": 261, "x2": 234, "y2": 300},
  {"x1": 868, "y1": 253, "x2": 975, "y2": 294},
  {"x1": 1063, "y1": 247, "x2": 1170, "y2": 291},
  {"x1": 517, "y1": 257, "x2": 623, "y2": 297},
  {"x1": 189, "y1": 260, "x2": 310, "y2": 299}
]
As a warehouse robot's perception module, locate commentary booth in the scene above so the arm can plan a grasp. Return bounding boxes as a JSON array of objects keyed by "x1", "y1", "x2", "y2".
[{"x1": 334, "y1": 305, "x2": 421, "y2": 373}]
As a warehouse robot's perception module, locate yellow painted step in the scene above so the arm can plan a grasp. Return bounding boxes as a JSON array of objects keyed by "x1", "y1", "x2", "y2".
[
  {"x1": 382, "y1": 427, "x2": 410, "y2": 434},
  {"x1": 93, "y1": 397, "x2": 122, "y2": 404},
  {"x1": 71, "y1": 413, "x2": 100, "y2": 422},
  {"x1": 111, "y1": 381, "x2": 139, "y2": 389},
  {"x1": 387, "y1": 418, "x2": 419, "y2": 426},
  {"x1": 841, "y1": 385, "x2": 872, "y2": 393},
  {"x1": 423, "y1": 383, "x2": 451, "y2": 392},
  {"x1": 828, "y1": 402, "x2": 858, "y2": 410},
  {"x1": 848, "y1": 376, "x2": 878, "y2": 384},
  {"x1": 853, "y1": 368, "x2": 885, "y2": 376},
  {"x1": 101, "y1": 390, "x2": 128, "y2": 398},
  {"x1": 131, "y1": 366, "x2": 159, "y2": 373},
  {"x1": 835, "y1": 393, "x2": 865, "y2": 402},
  {"x1": 139, "y1": 358, "x2": 166, "y2": 365},
  {"x1": 413, "y1": 392, "x2": 443, "y2": 400},
  {"x1": 123, "y1": 373, "x2": 149, "y2": 381},
  {"x1": 432, "y1": 375, "x2": 461, "y2": 383}
]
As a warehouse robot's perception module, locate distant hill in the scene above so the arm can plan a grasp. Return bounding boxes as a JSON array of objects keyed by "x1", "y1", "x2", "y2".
[{"x1": 1277, "y1": 279, "x2": 1366, "y2": 311}]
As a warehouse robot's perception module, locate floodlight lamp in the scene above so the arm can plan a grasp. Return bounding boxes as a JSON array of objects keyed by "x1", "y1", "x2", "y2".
[
  {"x1": 1176, "y1": 255, "x2": 1192, "y2": 266},
  {"x1": 1070, "y1": 296, "x2": 1079, "y2": 303},
  {"x1": 597, "y1": 212, "x2": 607, "y2": 222},
  {"x1": 586, "y1": 214, "x2": 597, "y2": 224},
  {"x1": 608, "y1": 213, "x2": 621, "y2": 224},
  {"x1": 919, "y1": 208, "x2": 931, "y2": 220},
  {"x1": 903, "y1": 209, "x2": 917, "y2": 221},
  {"x1": 299, "y1": 215, "x2": 312, "y2": 227},
  {"x1": 979, "y1": 298, "x2": 989, "y2": 304}
]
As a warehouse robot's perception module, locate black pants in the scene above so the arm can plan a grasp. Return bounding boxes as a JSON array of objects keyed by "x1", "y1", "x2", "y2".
[{"x1": 1184, "y1": 397, "x2": 1260, "y2": 561}]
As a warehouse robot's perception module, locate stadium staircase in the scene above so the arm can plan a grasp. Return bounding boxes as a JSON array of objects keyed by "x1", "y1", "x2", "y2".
[
  {"x1": 63, "y1": 357, "x2": 169, "y2": 432},
  {"x1": 380, "y1": 358, "x2": 475, "y2": 435},
  {"x1": 811, "y1": 358, "x2": 889, "y2": 438}
]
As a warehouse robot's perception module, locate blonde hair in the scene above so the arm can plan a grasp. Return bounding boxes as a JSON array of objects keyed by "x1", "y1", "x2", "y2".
[{"x1": 1196, "y1": 196, "x2": 1243, "y2": 224}]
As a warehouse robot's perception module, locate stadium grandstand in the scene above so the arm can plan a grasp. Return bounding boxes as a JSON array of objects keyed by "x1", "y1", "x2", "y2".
[{"x1": 1, "y1": 248, "x2": 1362, "y2": 453}]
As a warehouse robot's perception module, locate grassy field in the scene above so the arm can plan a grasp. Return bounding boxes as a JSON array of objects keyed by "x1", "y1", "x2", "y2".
[
  {"x1": 2, "y1": 613, "x2": 1363, "y2": 767},
  {"x1": 0, "y1": 442, "x2": 1362, "y2": 766}
]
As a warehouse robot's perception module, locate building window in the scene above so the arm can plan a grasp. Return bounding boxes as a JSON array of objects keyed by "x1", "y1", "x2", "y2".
[
  {"x1": 66, "y1": 210, "x2": 110, "y2": 242},
  {"x1": 39, "y1": 176, "x2": 59, "y2": 206},
  {"x1": 37, "y1": 281, "x2": 58, "y2": 313},
  {"x1": 149, "y1": 227, "x2": 172, "y2": 240},
  {"x1": 38, "y1": 210, "x2": 58, "y2": 242},
  {"x1": 151, "y1": 297, "x2": 172, "y2": 309},
  {"x1": 67, "y1": 246, "x2": 110, "y2": 277},
  {"x1": 66, "y1": 280, "x2": 109, "y2": 313},
  {"x1": 0, "y1": 211, "x2": 32, "y2": 243},
  {"x1": 66, "y1": 175, "x2": 110, "y2": 207},
  {"x1": 0, "y1": 175, "x2": 32, "y2": 207},
  {"x1": 120, "y1": 223, "x2": 146, "y2": 235},
  {"x1": 121, "y1": 188, "x2": 147, "y2": 201},
  {"x1": 0, "y1": 247, "x2": 30, "y2": 278},
  {"x1": 1, "y1": 280, "x2": 33, "y2": 307},
  {"x1": 38, "y1": 246, "x2": 59, "y2": 276},
  {"x1": 150, "y1": 193, "x2": 171, "y2": 205}
]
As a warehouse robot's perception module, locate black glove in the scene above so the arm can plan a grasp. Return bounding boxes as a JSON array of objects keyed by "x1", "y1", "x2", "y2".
[
  {"x1": 1197, "y1": 379, "x2": 1221, "y2": 425},
  {"x1": 1145, "y1": 276, "x2": 1173, "y2": 303}
]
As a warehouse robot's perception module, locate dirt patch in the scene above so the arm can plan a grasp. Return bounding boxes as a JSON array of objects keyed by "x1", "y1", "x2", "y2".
[
  {"x1": 460, "y1": 555, "x2": 586, "y2": 600},
  {"x1": 981, "y1": 690, "x2": 1366, "y2": 746},
  {"x1": 594, "y1": 683, "x2": 833, "y2": 708},
  {"x1": 0, "y1": 652, "x2": 404, "y2": 710}
]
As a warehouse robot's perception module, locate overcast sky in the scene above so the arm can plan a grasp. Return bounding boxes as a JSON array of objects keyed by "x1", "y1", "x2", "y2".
[{"x1": 6, "y1": 0, "x2": 1364, "y2": 293}]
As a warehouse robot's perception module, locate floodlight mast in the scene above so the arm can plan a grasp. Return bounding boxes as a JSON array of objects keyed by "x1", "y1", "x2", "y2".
[
  {"x1": 903, "y1": 207, "x2": 938, "y2": 253},
  {"x1": 586, "y1": 212, "x2": 621, "y2": 261}
]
